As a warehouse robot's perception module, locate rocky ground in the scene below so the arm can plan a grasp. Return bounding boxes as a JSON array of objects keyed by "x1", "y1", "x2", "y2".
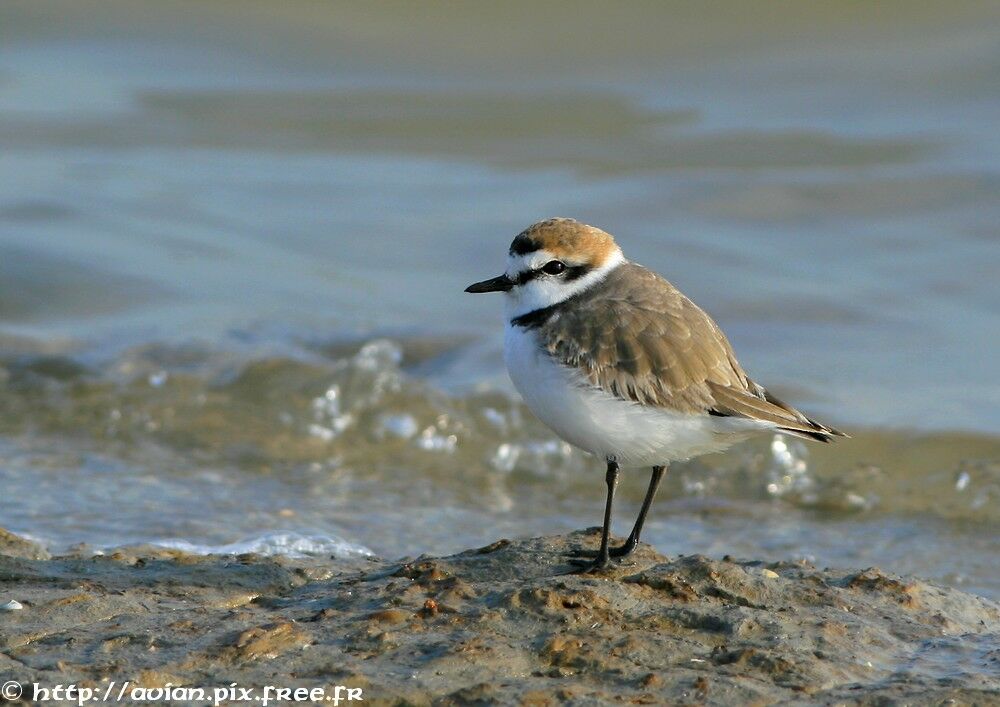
[{"x1": 1, "y1": 527, "x2": 998, "y2": 706}]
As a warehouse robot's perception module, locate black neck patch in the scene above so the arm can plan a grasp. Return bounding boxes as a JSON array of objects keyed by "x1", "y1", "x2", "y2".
[
  {"x1": 510, "y1": 285, "x2": 591, "y2": 329},
  {"x1": 510, "y1": 300, "x2": 565, "y2": 329}
]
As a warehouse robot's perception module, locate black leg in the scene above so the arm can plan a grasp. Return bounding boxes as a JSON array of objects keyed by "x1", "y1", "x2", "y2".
[
  {"x1": 571, "y1": 460, "x2": 620, "y2": 573},
  {"x1": 568, "y1": 464, "x2": 667, "y2": 561},
  {"x1": 608, "y1": 465, "x2": 666, "y2": 558},
  {"x1": 595, "y1": 460, "x2": 620, "y2": 566}
]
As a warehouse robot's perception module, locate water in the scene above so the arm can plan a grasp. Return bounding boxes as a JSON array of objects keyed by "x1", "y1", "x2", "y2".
[{"x1": 0, "y1": 2, "x2": 998, "y2": 598}]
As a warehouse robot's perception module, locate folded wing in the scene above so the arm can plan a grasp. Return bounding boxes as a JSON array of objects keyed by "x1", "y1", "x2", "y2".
[{"x1": 538, "y1": 262, "x2": 846, "y2": 442}]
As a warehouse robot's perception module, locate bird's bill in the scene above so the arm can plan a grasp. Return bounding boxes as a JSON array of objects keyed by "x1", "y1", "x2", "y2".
[{"x1": 464, "y1": 274, "x2": 513, "y2": 293}]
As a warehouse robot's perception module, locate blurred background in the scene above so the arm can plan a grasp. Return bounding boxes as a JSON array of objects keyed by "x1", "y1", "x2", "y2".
[{"x1": 1, "y1": 2, "x2": 998, "y2": 596}]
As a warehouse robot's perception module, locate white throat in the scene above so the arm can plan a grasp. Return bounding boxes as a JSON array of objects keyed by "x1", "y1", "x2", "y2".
[{"x1": 503, "y1": 248, "x2": 625, "y2": 320}]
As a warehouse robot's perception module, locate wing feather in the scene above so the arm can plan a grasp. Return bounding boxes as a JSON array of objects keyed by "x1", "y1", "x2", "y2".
[{"x1": 534, "y1": 262, "x2": 846, "y2": 441}]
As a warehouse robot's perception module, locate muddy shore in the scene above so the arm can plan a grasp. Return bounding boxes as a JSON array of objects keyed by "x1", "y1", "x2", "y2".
[{"x1": 1, "y1": 528, "x2": 998, "y2": 705}]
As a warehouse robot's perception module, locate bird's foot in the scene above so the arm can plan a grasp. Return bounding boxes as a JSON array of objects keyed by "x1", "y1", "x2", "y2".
[
  {"x1": 565, "y1": 538, "x2": 638, "y2": 560},
  {"x1": 567, "y1": 556, "x2": 614, "y2": 574}
]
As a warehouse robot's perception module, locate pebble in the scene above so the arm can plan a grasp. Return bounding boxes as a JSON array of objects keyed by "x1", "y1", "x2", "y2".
[
  {"x1": 1, "y1": 599, "x2": 24, "y2": 611},
  {"x1": 761, "y1": 569, "x2": 780, "y2": 579}
]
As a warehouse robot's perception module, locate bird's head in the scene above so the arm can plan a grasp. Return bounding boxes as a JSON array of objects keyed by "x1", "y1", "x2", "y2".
[{"x1": 465, "y1": 218, "x2": 624, "y2": 317}]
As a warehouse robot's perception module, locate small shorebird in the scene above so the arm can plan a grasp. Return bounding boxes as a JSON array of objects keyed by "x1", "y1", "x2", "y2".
[{"x1": 466, "y1": 218, "x2": 846, "y2": 572}]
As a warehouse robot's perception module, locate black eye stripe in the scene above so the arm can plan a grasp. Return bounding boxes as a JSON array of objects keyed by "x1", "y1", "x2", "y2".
[
  {"x1": 512, "y1": 269, "x2": 541, "y2": 286},
  {"x1": 511, "y1": 263, "x2": 592, "y2": 286}
]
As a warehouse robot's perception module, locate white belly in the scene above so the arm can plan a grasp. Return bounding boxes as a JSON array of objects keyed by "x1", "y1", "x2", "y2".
[{"x1": 504, "y1": 324, "x2": 770, "y2": 467}]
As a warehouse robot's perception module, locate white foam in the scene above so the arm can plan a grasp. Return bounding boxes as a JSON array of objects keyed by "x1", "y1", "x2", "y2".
[{"x1": 143, "y1": 532, "x2": 374, "y2": 558}]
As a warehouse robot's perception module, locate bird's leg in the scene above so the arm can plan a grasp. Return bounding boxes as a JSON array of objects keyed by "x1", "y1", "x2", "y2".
[
  {"x1": 570, "y1": 460, "x2": 619, "y2": 573},
  {"x1": 568, "y1": 464, "x2": 666, "y2": 560},
  {"x1": 610, "y1": 464, "x2": 666, "y2": 557}
]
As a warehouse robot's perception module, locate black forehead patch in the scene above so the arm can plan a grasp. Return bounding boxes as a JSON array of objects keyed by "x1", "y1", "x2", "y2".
[{"x1": 509, "y1": 233, "x2": 541, "y2": 256}]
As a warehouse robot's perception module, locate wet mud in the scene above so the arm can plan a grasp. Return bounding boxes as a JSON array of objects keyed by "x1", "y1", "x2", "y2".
[{"x1": 2, "y1": 528, "x2": 997, "y2": 705}]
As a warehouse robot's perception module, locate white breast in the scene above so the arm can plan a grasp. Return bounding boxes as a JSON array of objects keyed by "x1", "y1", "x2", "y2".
[{"x1": 503, "y1": 324, "x2": 770, "y2": 467}]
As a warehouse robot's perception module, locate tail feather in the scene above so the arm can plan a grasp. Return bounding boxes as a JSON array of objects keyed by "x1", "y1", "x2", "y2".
[
  {"x1": 708, "y1": 381, "x2": 848, "y2": 443},
  {"x1": 765, "y1": 390, "x2": 848, "y2": 442},
  {"x1": 777, "y1": 422, "x2": 846, "y2": 443}
]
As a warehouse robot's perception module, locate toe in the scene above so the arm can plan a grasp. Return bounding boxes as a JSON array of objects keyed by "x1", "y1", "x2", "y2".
[{"x1": 567, "y1": 558, "x2": 613, "y2": 574}]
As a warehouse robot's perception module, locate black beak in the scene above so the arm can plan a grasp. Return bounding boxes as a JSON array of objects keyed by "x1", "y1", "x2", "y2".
[{"x1": 465, "y1": 274, "x2": 513, "y2": 293}]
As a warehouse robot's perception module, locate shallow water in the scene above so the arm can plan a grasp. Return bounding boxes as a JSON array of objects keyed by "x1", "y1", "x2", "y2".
[{"x1": 0, "y1": 2, "x2": 998, "y2": 597}]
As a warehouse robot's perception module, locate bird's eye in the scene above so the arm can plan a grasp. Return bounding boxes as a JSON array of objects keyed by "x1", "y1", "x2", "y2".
[{"x1": 541, "y1": 260, "x2": 566, "y2": 275}]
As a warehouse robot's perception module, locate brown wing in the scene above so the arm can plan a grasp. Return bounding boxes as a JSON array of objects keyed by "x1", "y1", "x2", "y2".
[{"x1": 536, "y1": 262, "x2": 846, "y2": 441}]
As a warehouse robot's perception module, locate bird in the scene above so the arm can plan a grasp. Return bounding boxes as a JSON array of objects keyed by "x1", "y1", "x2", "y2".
[{"x1": 465, "y1": 218, "x2": 846, "y2": 572}]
